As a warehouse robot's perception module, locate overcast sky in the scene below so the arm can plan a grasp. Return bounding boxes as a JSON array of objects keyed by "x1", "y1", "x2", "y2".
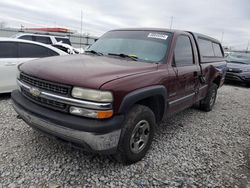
[{"x1": 0, "y1": 0, "x2": 249, "y2": 49}]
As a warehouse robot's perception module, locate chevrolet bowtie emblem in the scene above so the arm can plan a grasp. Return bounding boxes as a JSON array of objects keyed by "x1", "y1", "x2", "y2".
[{"x1": 29, "y1": 87, "x2": 41, "y2": 97}]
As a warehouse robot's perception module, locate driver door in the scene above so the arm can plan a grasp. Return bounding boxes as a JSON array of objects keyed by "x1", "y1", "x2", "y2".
[{"x1": 168, "y1": 35, "x2": 200, "y2": 113}]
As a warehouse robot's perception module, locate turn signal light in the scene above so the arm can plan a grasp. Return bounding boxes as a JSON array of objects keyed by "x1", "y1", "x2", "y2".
[
  {"x1": 69, "y1": 106, "x2": 113, "y2": 119},
  {"x1": 97, "y1": 110, "x2": 113, "y2": 119}
]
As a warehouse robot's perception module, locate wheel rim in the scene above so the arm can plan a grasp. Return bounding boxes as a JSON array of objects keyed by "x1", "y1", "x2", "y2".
[
  {"x1": 209, "y1": 90, "x2": 216, "y2": 107},
  {"x1": 130, "y1": 120, "x2": 150, "y2": 154}
]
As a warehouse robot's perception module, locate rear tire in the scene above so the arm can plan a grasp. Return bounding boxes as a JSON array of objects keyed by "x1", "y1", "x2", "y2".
[
  {"x1": 200, "y1": 83, "x2": 218, "y2": 112},
  {"x1": 113, "y1": 104, "x2": 156, "y2": 164}
]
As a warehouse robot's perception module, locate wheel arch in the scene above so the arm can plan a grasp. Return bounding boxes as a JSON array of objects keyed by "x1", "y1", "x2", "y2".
[
  {"x1": 118, "y1": 85, "x2": 167, "y2": 123},
  {"x1": 212, "y1": 76, "x2": 222, "y2": 87}
]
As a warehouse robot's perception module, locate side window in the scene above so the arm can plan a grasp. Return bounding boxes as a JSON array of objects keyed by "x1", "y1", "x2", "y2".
[
  {"x1": 174, "y1": 35, "x2": 194, "y2": 66},
  {"x1": 212, "y1": 43, "x2": 223, "y2": 57},
  {"x1": 18, "y1": 43, "x2": 52, "y2": 58},
  {"x1": 53, "y1": 45, "x2": 68, "y2": 53},
  {"x1": 19, "y1": 35, "x2": 33, "y2": 41},
  {"x1": 55, "y1": 37, "x2": 71, "y2": 45},
  {"x1": 48, "y1": 49, "x2": 59, "y2": 56},
  {"x1": 0, "y1": 42, "x2": 18, "y2": 58},
  {"x1": 34, "y1": 36, "x2": 52, "y2": 44},
  {"x1": 198, "y1": 38, "x2": 214, "y2": 57}
]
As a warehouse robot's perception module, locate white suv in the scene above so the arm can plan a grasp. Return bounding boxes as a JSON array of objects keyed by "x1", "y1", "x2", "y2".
[{"x1": 13, "y1": 33, "x2": 71, "y2": 45}]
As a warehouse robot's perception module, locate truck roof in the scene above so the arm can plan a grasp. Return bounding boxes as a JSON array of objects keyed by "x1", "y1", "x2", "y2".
[{"x1": 110, "y1": 28, "x2": 220, "y2": 44}]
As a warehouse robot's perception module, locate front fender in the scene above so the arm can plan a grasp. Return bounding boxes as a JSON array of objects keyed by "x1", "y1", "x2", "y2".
[{"x1": 118, "y1": 85, "x2": 167, "y2": 114}]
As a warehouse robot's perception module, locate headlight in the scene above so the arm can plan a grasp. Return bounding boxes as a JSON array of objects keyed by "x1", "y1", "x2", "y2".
[
  {"x1": 240, "y1": 68, "x2": 250, "y2": 72},
  {"x1": 17, "y1": 63, "x2": 23, "y2": 79},
  {"x1": 71, "y1": 87, "x2": 113, "y2": 102},
  {"x1": 16, "y1": 70, "x2": 21, "y2": 91},
  {"x1": 17, "y1": 70, "x2": 21, "y2": 79}
]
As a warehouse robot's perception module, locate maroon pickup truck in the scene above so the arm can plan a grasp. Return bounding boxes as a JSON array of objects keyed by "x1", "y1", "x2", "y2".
[{"x1": 12, "y1": 28, "x2": 227, "y2": 164}]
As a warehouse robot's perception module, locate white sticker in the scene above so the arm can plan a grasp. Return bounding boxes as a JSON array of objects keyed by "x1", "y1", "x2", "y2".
[{"x1": 148, "y1": 33, "x2": 168, "y2": 40}]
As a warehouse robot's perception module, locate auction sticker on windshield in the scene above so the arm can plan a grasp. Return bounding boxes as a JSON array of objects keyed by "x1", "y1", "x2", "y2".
[{"x1": 148, "y1": 33, "x2": 168, "y2": 40}]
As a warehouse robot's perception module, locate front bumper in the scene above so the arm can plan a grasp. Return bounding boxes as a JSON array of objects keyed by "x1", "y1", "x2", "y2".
[
  {"x1": 225, "y1": 72, "x2": 250, "y2": 83},
  {"x1": 11, "y1": 90, "x2": 124, "y2": 154}
]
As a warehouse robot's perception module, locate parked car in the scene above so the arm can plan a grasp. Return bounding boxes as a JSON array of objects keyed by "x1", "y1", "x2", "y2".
[
  {"x1": 52, "y1": 42, "x2": 84, "y2": 54},
  {"x1": 11, "y1": 28, "x2": 227, "y2": 164},
  {"x1": 0, "y1": 38, "x2": 67, "y2": 93},
  {"x1": 12, "y1": 33, "x2": 71, "y2": 45},
  {"x1": 225, "y1": 52, "x2": 250, "y2": 86}
]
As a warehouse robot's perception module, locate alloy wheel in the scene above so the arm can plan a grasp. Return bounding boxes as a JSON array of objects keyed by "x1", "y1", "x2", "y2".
[{"x1": 129, "y1": 120, "x2": 150, "y2": 154}]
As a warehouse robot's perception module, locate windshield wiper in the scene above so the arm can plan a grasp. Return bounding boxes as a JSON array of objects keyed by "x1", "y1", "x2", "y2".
[
  {"x1": 108, "y1": 53, "x2": 138, "y2": 61},
  {"x1": 85, "y1": 50, "x2": 103, "y2": 56}
]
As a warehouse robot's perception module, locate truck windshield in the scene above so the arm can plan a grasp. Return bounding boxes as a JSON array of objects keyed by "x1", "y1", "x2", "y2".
[{"x1": 88, "y1": 30, "x2": 172, "y2": 63}]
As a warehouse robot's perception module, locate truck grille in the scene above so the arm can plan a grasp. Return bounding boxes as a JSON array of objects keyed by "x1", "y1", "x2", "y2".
[
  {"x1": 20, "y1": 73, "x2": 71, "y2": 112},
  {"x1": 22, "y1": 89, "x2": 67, "y2": 112},
  {"x1": 20, "y1": 73, "x2": 71, "y2": 95}
]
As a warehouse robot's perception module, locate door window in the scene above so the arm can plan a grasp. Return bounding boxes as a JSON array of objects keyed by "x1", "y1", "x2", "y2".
[
  {"x1": 18, "y1": 43, "x2": 58, "y2": 58},
  {"x1": 174, "y1": 35, "x2": 194, "y2": 66},
  {"x1": 34, "y1": 36, "x2": 52, "y2": 44},
  {"x1": 0, "y1": 42, "x2": 18, "y2": 58},
  {"x1": 19, "y1": 35, "x2": 33, "y2": 41},
  {"x1": 198, "y1": 38, "x2": 214, "y2": 57},
  {"x1": 212, "y1": 43, "x2": 223, "y2": 57}
]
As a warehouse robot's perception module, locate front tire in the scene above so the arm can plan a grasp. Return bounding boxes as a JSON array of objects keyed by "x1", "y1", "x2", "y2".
[
  {"x1": 114, "y1": 105, "x2": 156, "y2": 164},
  {"x1": 200, "y1": 83, "x2": 218, "y2": 112}
]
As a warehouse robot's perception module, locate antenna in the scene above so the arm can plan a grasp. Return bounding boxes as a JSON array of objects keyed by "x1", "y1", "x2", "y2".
[
  {"x1": 80, "y1": 10, "x2": 83, "y2": 48},
  {"x1": 170, "y1": 16, "x2": 173, "y2": 29}
]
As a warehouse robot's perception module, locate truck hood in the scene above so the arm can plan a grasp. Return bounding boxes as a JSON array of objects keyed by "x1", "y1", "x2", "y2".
[
  {"x1": 20, "y1": 54, "x2": 158, "y2": 89},
  {"x1": 227, "y1": 62, "x2": 250, "y2": 69}
]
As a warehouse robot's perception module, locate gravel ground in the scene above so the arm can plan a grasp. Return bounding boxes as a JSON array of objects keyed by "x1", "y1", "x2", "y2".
[{"x1": 0, "y1": 84, "x2": 250, "y2": 188}]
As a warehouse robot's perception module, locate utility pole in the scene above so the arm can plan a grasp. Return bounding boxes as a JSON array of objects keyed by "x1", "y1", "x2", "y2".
[
  {"x1": 220, "y1": 31, "x2": 224, "y2": 44},
  {"x1": 246, "y1": 40, "x2": 250, "y2": 52},
  {"x1": 170, "y1": 16, "x2": 173, "y2": 30},
  {"x1": 20, "y1": 24, "x2": 24, "y2": 31},
  {"x1": 80, "y1": 10, "x2": 83, "y2": 48}
]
